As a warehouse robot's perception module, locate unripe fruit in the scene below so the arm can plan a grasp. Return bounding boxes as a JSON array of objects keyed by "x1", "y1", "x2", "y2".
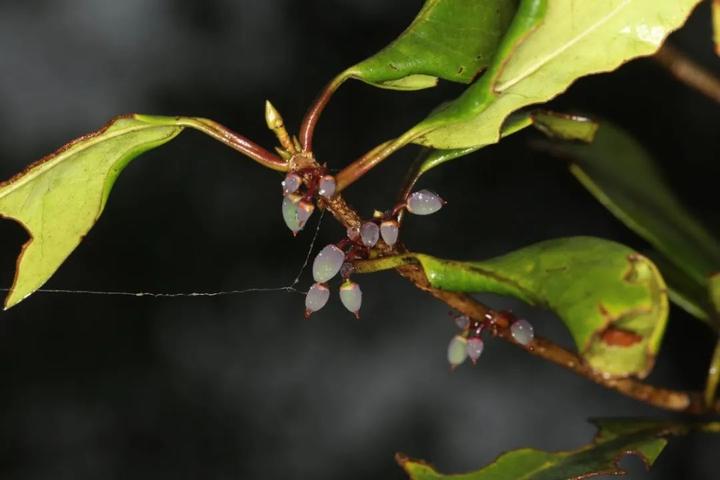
[
  {"x1": 339, "y1": 280, "x2": 362, "y2": 318},
  {"x1": 360, "y1": 222, "x2": 379, "y2": 248},
  {"x1": 380, "y1": 220, "x2": 399, "y2": 246},
  {"x1": 318, "y1": 175, "x2": 336, "y2": 199},
  {"x1": 466, "y1": 337, "x2": 484, "y2": 364},
  {"x1": 305, "y1": 283, "x2": 330, "y2": 317},
  {"x1": 281, "y1": 173, "x2": 302, "y2": 195},
  {"x1": 510, "y1": 319, "x2": 534, "y2": 346},
  {"x1": 282, "y1": 195, "x2": 314, "y2": 235},
  {"x1": 447, "y1": 335, "x2": 468, "y2": 368},
  {"x1": 406, "y1": 189, "x2": 444, "y2": 215},
  {"x1": 312, "y1": 244, "x2": 345, "y2": 283}
]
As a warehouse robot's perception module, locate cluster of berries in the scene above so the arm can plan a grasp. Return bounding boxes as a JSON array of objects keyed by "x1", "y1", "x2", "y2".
[
  {"x1": 447, "y1": 311, "x2": 535, "y2": 368},
  {"x1": 281, "y1": 170, "x2": 336, "y2": 236},
  {"x1": 279, "y1": 171, "x2": 446, "y2": 319}
]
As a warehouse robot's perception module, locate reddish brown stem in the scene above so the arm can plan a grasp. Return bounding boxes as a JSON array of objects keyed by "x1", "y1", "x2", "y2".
[
  {"x1": 289, "y1": 130, "x2": 720, "y2": 416},
  {"x1": 299, "y1": 76, "x2": 345, "y2": 152},
  {"x1": 393, "y1": 261, "x2": 718, "y2": 414},
  {"x1": 180, "y1": 117, "x2": 288, "y2": 172}
]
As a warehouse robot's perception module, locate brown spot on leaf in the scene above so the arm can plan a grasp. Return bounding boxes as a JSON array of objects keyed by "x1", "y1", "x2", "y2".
[{"x1": 601, "y1": 327, "x2": 643, "y2": 347}]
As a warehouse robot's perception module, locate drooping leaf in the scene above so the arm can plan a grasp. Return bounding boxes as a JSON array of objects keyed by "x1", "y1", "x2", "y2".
[
  {"x1": 537, "y1": 122, "x2": 720, "y2": 327},
  {"x1": 397, "y1": 419, "x2": 720, "y2": 480},
  {"x1": 646, "y1": 253, "x2": 714, "y2": 326},
  {"x1": 0, "y1": 114, "x2": 257, "y2": 309},
  {"x1": 403, "y1": 0, "x2": 700, "y2": 149},
  {"x1": 412, "y1": 237, "x2": 668, "y2": 378},
  {"x1": 341, "y1": 0, "x2": 519, "y2": 90}
]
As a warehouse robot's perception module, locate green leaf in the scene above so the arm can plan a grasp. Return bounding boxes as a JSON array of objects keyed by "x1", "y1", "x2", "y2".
[
  {"x1": 0, "y1": 114, "x2": 237, "y2": 309},
  {"x1": 529, "y1": 111, "x2": 599, "y2": 143},
  {"x1": 647, "y1": 253, "x2": 714, "y2": 326},
  {"x1": 408, "y1": 110, "x2": 595, "y2": 189},
  {"x1": 397, "y1": 419, "x2": 720, "y2": 480},
  {"x1": 406, "y1": 0, "x2": 700, "y2": 149},
  {"x1": 341, "y1": 0, "x2": 519, "y2": 90},
  {"x1": 538, "y1": 122, "x2": 720, "y2": 325},
  {"x1": 412, "y1": 237, "x2": 668, "y2": 378}
]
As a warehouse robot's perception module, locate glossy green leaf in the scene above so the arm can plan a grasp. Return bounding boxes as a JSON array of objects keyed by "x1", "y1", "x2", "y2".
[
  {"x1": 413, "y1": 237, "x2": 668, "y2": 377},
  {"x1": 409, "y1": 110, "x2": 595, "y2": 189},
  {"x1": 398, "y1": 419, "x2": 720, "y2": 480},
  {"x1": 0, "y1": 114, "x2": 238, "y2": 309},
  {"x1": 405, "y1": 0, "x2": 700, "y2": 149},
  {"x1": 341, "y1": 0, "x2": 519, "y2": 90},
  {"x1": 539, "y1": 122, "x2": 720, "y2": 321}
]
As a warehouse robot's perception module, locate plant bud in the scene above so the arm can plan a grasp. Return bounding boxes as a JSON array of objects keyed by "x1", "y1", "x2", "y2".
[
  {"x1": 510, "y1": 319, "x2": 534, "y2": 346},
  {"x1": 380, "y1": 220, "x2": 399, "y2": 246},
  {"x1": 447, "y1": 335, "x2": 468, "y2": 368},
  {"x1": 339, "y1": 280, "x2": 362, "y2": 318},
  {"x1": 318, "y1": 175, "x2": 336, "y2": 199},
  {"x1": 305, "y1": 283, "x2": 330, "y2": 317},
  {"x1": 454, "y1": 315, "x2": 470, "y2": 330},
  {"x1": 312, "y1": 244, "x2": 345, "y2": 283},
  {"x1": 466, "y1": 337, "x2": 484, "y2": 364},
  {"x1": 346, "y1": 226, "x2": 360, "y2": 241},
  {"x1": 406, "y1": 189, "x2": 444, "y2": 215},
  {"x1": 281, "y1": 173, "x2": 302, "y2": 195},
  {"x1": 360, "y1": 222, "x2": 379, "y2": 248}
]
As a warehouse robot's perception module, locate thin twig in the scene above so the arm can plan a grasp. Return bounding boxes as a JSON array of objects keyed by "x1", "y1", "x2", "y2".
[
  {"x1": 320, "y1": 192, "x2": 720, "y2": 414},
  {"x1": 653, "y1": 43, "x2": 720, "y2": 105},
  {"x1": 299, "y1": 76, "x2": 346, "y2": 152},
  {"x1": 177, "y1": 117, "x2": 289, "y2": 172},
  {"x1": 395, "y1": 261, "x2": 719, "y2": 414}
]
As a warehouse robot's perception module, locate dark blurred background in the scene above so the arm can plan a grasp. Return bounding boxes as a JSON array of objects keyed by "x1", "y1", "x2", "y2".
[{"x1": 0, "y1": 1, "x2": 718, "y2": 479}]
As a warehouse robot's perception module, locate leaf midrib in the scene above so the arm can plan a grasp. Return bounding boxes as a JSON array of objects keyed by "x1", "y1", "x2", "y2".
[{"x1": 495, "y1": 0, "x2": 631, "y2": 92}]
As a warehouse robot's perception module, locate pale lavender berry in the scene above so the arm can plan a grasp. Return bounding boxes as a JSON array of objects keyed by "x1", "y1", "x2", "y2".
[
  {"x1": 406, "y1": 189, "x2": 444, "y2": 215},
  {"x1": 339, "y1": 280, "x2": 362, "y2": 318},
  {"x1": 305, "y1": 283, "x2": 330, "y2": 316},
  {"x1": 454, "y1": 315, "x2": 470, "y2": 330},
  {"x1": 282, "y1": 173, "x2": 302, "y2": 195},
  {"x1": 318, "y1": 175, "x2": 336, "y2": 199},
  {"x1": 360, "y1": 222, "x2": 379, "y2": 248},
  {"x1": 447, "y1": 335, "x2": 468, "y2": 368},
  {"x1": 312, "y1": 244, "x2": 345, "y2": 283},
  {"x1": 511, "y1": 319, "x2": 534, "y2": 346},
  {"x1": 380, "y1": 220, "x2": 399, "y2": 246},
  {"x1": 466, "y1": 337, "x2": 484, "y2": 364}
]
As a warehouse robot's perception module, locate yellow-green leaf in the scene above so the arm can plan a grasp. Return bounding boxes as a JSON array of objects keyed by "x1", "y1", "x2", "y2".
[
  {"x1": 0, "y1": 114, "x2": 239, "y2": 309},
  {"x1": 411, "y1": 237, "x2": 668, "y2": 378},
  {"x1": 407, "y1": 110, "x2": 596, "y2": 191},
  {"x1": 341, "y1": 0, "x2": 519, "y2": 90},
  {"x1": 406, "y1": 0, "x2": 700, "y2": 149},
  {"x1": 537, "y1": 121, "x2": 720, "y2": 329},
  {"x1": 398, "y1": 419, "x2": 720, "y2": 480}
]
